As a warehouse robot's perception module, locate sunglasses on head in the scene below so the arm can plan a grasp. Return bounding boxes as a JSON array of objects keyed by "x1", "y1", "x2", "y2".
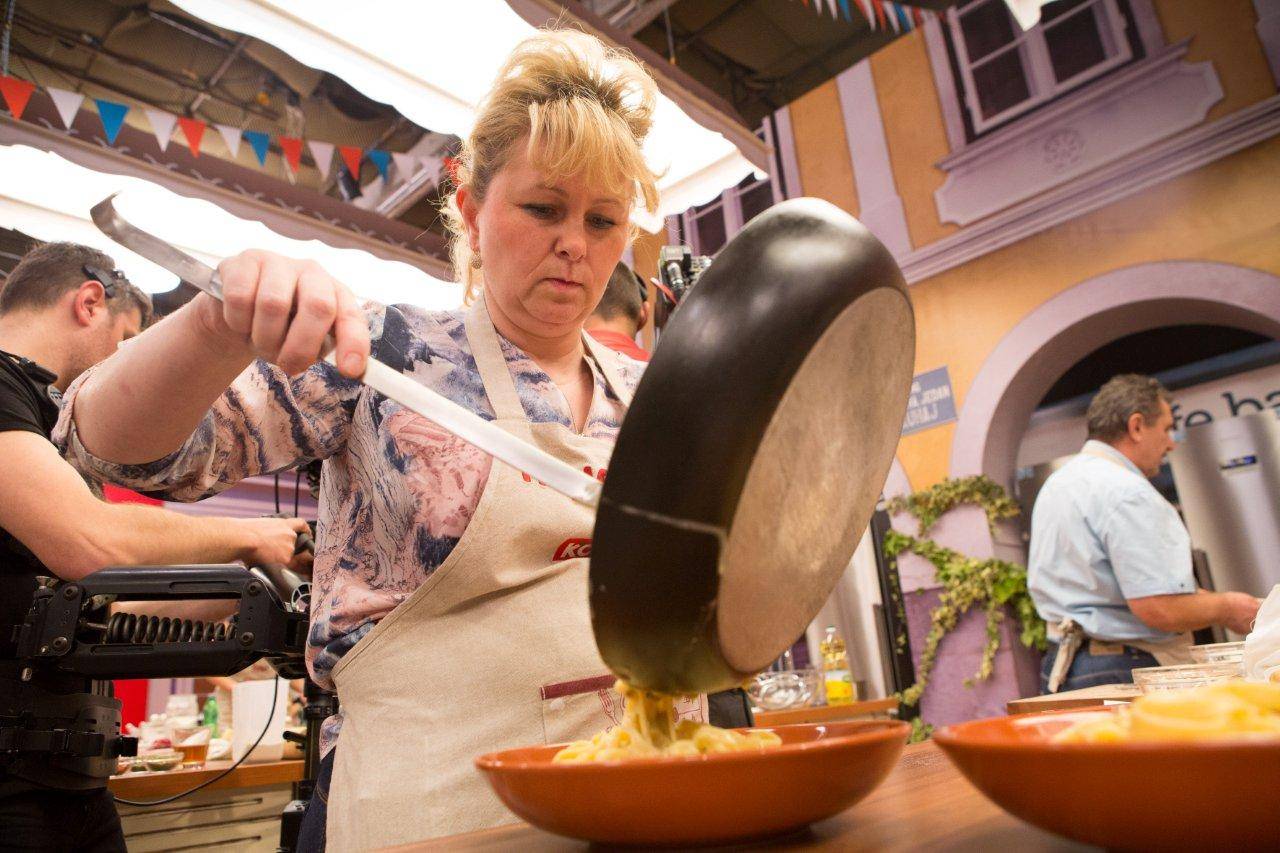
[{"x1": 82, "y1": 264, "x2": 129, "y2": 298}]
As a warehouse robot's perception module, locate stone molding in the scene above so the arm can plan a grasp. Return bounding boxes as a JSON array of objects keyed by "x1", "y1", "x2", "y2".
[
  {"x1": 934, "y1": 41, "x2": 1223, "y2": 227},
  {"x1": 902, "y1": 92, "x2": 1280, "y2": 285},
  {"x1": 835, "y1": 60, "x2": 913, "y2": 259}
]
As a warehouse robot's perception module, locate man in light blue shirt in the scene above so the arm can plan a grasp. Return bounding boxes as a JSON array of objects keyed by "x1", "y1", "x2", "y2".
[{"x1": 1029, "y1": 374, "x2": 1261, "y2": 693}]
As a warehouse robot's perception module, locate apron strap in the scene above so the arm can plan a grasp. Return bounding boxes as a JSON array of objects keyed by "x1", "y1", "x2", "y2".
[
  {"x1": 466, "y1": 296, "x2": 636, "y2": 419},
  {"x1": 582, "y1": 332, "x2": 635, "y2": 408},
  {"x1": 464, "y1": 298, "x2": 525, "y2": 421}
]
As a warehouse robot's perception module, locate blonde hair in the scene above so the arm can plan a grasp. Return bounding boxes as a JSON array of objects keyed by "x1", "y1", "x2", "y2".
[{"x1": 444, "y1": 29, "x2": 661, "y2": 298}]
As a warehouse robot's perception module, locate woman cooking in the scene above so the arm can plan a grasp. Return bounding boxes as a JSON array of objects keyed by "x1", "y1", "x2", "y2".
[{"x1": 54, "y1": 29, "x2": 663, "y2": 849}]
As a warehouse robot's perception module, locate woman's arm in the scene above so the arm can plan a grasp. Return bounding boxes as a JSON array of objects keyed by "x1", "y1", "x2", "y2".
[{"x1": 70, "y1": 251, "x2": 370, "y2": 464}]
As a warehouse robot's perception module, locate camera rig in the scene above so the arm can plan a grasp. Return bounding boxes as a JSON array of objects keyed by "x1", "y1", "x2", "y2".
[{"x1": 3, "y1": 564, "x2": 308, "y2": 790}]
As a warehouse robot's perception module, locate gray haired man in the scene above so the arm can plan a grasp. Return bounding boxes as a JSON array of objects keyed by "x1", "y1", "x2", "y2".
[{"x1": 1028, "y1": 374, "x2": 1261, "y2": 694}]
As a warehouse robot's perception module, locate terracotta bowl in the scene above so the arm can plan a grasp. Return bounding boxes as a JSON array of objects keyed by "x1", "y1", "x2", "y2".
[
  {"x1": 475, "y1": 719, "x2": 908, "y2": 846},
  {"x1": 934, "y1": 709, "x2": 1280, "y2": 851}
]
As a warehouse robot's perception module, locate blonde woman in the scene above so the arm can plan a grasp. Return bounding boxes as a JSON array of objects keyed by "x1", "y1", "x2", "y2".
[{"x1": 56, "y1": 29, "x2": 663, "y2": 848}]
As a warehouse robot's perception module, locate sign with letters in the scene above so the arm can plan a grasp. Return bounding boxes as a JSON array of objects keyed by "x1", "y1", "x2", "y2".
[{"x1": 902, "y1": 366, "x2": 957, "y2": 436}]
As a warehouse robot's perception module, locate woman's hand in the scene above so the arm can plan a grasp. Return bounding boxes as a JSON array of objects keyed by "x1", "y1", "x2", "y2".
[{"x1": 196, "y1": 250, "x2": 370, "y2": 378}]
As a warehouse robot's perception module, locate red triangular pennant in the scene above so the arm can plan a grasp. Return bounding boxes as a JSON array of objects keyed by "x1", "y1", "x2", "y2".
[
  {"x1": 339, "y1": 145, "x2": 363, "y2": 178},
  {"x1": 176, "y1": 117, "x2": 206, "y2": 157},
  {"x1": 279, "y1": 136, "x2": 304, "y2": 173},
  {"x1": 0, "y1": 75, "x2": 36, "y2": 121}
]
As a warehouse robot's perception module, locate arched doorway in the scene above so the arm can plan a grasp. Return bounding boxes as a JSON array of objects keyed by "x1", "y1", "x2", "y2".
[{"x1": 950, "y1": 261, "x2": 1280, "y2": 494}]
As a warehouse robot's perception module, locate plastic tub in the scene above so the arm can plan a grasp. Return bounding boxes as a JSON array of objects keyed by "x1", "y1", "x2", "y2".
[
  {"x1": 1189, "y1": 641, "x2": 1246, "y2": 666},
  {"x1": 1131, "y1": 661, "x2": 1242, "y2": 693}
]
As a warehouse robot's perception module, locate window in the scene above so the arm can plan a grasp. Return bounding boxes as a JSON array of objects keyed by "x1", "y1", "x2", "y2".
[
  {"x1": 674, "y1": 122, "x2": 784, "y2": 256},
  {"x1": 690, "y1": 195, "x2": 729, "y2": 255},
  {"x1": 949, "y1": 0, "x2": 1134, "y2": 134}
]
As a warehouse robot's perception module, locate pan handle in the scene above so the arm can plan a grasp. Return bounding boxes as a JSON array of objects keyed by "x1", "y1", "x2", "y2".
[{"x1": 331, "y1": 354, "x2": 602, "y2": 506}]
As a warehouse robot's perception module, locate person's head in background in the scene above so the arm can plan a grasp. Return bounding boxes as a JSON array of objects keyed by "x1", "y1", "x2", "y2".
[
  {"x1": 1086, "y1": 373, "x2": 1176, "y2": 478},
  {"x1": 586, "y1": 261, "x2": 649, "y2": 340},
  {"x1": 0, "y1": 242, "x2": 151, "y2": 390}
]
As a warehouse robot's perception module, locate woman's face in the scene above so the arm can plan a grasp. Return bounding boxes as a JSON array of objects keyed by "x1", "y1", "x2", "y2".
[{"x1": 460, "y1": 141, "x2": 631, "y2": 339}]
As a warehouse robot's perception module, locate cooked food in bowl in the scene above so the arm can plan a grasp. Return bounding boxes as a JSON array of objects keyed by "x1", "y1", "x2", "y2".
[
  {"x1": 553, "y1": 680, "x2": 781, "y2": 762},
  {"x1": 1053, "y1": 681, "x2": 1280, "y2": 743},
  {"x1": 479, "y1": 719, "x2": 908, "y2": 845}
]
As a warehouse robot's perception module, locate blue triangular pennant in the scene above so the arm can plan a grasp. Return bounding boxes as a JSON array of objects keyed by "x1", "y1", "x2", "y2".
[
  {"x1": 893, "y1": 2, "x2": 912, "y2": 30},
  {"x1": 93, "y1": 99, "x2": 129, "y2": 145},
  {"x1": 243, "y1": 130, "x2": 270, "y2": 166},
  {"x1": 367, "y1": 148, "x2": 391, "y2": 180},
  {"x1": 837, "y1": 0, "x2": 853, "y2": 20}
]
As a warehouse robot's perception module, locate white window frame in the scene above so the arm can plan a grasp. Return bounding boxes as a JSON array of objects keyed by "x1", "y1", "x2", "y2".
[
  {"x1": 676, "y1": 121, "x2": 783, "y2": 255},
  {"x1": 949, "y1": 0, "x2": 1133, "y2": 134}
]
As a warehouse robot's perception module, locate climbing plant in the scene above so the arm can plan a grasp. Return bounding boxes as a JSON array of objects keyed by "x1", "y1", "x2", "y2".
[{"x1": 883, "y1": 476, "x2": 1046, "y2": 715}]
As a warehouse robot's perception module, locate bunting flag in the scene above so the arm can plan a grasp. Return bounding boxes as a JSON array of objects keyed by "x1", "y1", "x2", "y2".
[
  {"x1": 243, "y1": 130, "x2": 270, "y2": 166},
  {"x1": 144, "y1": 108, "x2": 177, "y2": 152},
  {"x1": 339, "y1": 145, "x2": 363, "y2": 179},
  {"x1": 367, "y1": 148, "x2": 391, "y2": 181},
  {"x1": 308, "y1": 140, "x2": 335, "y2": 178},
  {"x1": 443, "y1": 155, "x2": 461, "y2": 183},
  {"x1": 391, "y1": 151, "x2": 418, "y2": 179},
  {"x1": 278, "y1": 135, "x2": 304, "y2": 173},
  {"x1": 176, "y1": 117, "x2": 206, "y2": 157},
  {"x1": 2, "y1": 73, "x2": 451, "y2": 191},
  {"x1": 872, "y1": 0, "x2": 888, "y2": 29},
  {"x1": 0, "y1": 75, "x2": 36, "y2": 120},
  {"x1": 214, "y1": 124, "x2": 244, "y2": 159},
  {"x1": 46, "y1": 87, "x2": 85, "y2": 130},
  {"x1": 215, "y1": 123, "x2": 243, "y2": 158},
  {"x1": 892, "y1": 2, "x2": 911, "y2": 31},
  {"x1": 93, "y1": 98, "x2": 129, "y2": 145},
  {"x1": 794, "y1": 0, "x2": 933, "y2": 30}
]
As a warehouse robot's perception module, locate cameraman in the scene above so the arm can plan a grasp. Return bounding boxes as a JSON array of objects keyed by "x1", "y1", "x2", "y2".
[{"x1": 0, "y1": 243, "x2": 308, "y2": 851}]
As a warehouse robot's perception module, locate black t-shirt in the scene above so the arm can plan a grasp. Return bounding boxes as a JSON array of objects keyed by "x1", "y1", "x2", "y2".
[{"x1": 0, "y1": 350, "x2": 61, "y2": 656}]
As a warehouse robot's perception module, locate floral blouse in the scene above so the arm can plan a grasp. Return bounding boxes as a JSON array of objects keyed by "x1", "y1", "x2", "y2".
[{"x1": 54, "y1": 304, "x2": 644, "y2": 752}]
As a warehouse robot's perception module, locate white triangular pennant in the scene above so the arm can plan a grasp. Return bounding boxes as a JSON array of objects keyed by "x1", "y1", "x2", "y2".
[
  {"x1": 391, "y1": 151, "x2": 418, "y2": 180},
  {"x1": 825, "y1": 0, "x2": 839, "y2": 16},
  {"x1": 307, "y1": 140, "x2": 335, "y2": 178},
  {"x1": 215, "y1": 123, "x2": 243, "y2": 158},
  {"x1": 144, "y1": 108, "x2": 178, "y2": 152},
  {"x1": 419, "y1": 154, "x2": 444, "y2": 182},
  {"x1": 46, "y1": 87, "x2": 85, "y2": 130},
  {"x1": 855, "y1": 0, "x2": 876, "y2": 28}
]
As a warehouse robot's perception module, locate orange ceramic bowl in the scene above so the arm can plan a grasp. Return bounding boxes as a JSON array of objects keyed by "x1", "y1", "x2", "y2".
[
  {"x1": 475, "y1": 720, "x2": 908, "y2": 846},
  {"x1": 934, "y1": 709, "x2": 1280, "y2": 851}
]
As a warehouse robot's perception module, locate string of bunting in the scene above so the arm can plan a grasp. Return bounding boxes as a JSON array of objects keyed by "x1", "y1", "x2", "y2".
[
  {"x1": 796, "y1": 0, "x2": 936, "y2": 32},
  {"x1": 0, "y1": 73, "x2": 453, "y2": 188}
]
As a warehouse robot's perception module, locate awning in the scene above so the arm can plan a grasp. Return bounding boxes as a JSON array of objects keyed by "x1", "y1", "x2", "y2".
[
  {"x1": 168, "y1": 0, "x2": 765, "y2": 231},
  {"x1": 0, "y1": 144, "x2": 463, "y2": 308}
]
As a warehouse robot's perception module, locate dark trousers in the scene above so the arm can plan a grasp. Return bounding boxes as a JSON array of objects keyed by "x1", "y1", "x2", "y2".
[
  {"x1": 1039, "y1": 641, "x2": 1159, "y2": 694},
  {"x1": 0, "y1": 783, "x2": 125, "y2": 852},
  {"x1": 296, "y1": 748, "x2": 335, "y2": 853}
]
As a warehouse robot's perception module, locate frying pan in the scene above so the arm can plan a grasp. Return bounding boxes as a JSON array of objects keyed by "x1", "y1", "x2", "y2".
[{"x1": 91, "y1": 195, "x2": 914, "y2": 696}]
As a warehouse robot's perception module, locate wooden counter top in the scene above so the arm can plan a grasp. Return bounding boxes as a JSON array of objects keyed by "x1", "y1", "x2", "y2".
[
  {"x1": 1006, "y1": 683, "x2": 1142, "y2": 715},
  {"x1": 108, "y1": 758, "x2": 303, "y2": 800},
  {"x1": 391, "y1": 741, "x2": 1094, "y2": 852}
]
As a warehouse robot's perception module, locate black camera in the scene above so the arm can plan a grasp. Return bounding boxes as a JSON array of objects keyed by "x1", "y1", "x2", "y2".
[{"x1": 654, "y1": 245, "x2": 713, "y2": 332}]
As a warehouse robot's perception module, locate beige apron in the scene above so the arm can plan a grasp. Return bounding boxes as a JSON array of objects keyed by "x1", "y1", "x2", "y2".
[
  {"x1": 325, "y1": 299, "x2": 673, "y2": 850},
  {"x1": 1046, "y1": 447, "x2": 1194, "y2": 692}
]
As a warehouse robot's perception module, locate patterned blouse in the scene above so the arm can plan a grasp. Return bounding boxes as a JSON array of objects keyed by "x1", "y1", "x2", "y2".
[{"x1": 54, "y1": 304, "x2": 644, "y2": 752}]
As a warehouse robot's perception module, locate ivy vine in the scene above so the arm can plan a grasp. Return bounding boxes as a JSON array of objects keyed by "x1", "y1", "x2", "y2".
[{"x1": 883, "y1": 476, "x2": 1046, "y2": 716}]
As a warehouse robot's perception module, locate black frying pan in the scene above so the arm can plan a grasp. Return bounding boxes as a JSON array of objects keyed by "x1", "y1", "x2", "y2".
[{"x1": 591, "y1": 198, "x2": 915, "y2": 695}]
